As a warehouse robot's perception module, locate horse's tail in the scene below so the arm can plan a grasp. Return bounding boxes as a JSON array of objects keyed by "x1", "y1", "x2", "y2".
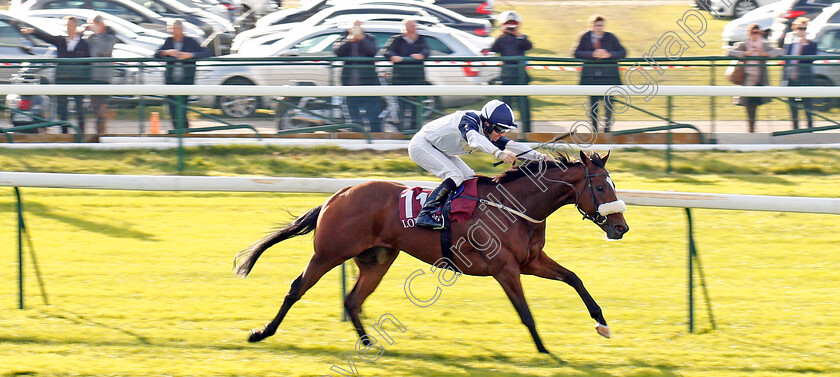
[{"x1": 233, "y1": 204, "x2": 322, "y2": 278}]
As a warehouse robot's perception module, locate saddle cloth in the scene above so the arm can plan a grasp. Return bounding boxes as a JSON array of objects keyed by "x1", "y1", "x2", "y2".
[{"x1": 398, "y1": 178, "x2": 479, "y2": 228}]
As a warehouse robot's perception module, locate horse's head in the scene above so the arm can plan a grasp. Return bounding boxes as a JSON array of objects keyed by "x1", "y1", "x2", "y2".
[{"x1": 574, "y1": 151, "x2": 629, "y2": 240}]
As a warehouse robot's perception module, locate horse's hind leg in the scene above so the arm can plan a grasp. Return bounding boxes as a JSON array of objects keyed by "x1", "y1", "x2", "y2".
[
  {"x1": 522, "y1": 251, "x2": 610, "y2": 339},
  {"x1": 345, "y1": 247, "x2": 399, "y2": 344},
  {"x1": 248, "y1": 252, "x2": 344, "y2": 342}
]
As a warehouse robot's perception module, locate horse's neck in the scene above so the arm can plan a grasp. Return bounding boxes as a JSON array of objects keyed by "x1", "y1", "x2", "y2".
[{"x1": 484, "y1": 165, "x2": 581, "y2": 221}]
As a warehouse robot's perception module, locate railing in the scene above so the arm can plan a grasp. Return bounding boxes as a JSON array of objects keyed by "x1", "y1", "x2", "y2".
[{"x1": 1, "y1": 55, "x2": 838, "y2": 147}]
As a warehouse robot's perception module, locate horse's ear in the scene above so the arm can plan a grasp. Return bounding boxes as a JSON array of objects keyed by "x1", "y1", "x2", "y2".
[
  {"x1": 579, "y1": 150, "x2": 588, "y2": 163},
  {"x1": 602, "y1": 150, "x2": 610, "y2": 165}
]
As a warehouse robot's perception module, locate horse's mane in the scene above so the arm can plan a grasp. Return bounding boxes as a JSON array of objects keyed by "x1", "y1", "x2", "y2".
[{"x1": 482, "y1": 152, "x2": 605, "y2": 185}]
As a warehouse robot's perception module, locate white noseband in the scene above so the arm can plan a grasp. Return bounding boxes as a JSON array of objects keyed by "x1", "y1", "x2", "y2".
[{"x1": 597, "y1": 200, "x2": 626, "y2": 216}]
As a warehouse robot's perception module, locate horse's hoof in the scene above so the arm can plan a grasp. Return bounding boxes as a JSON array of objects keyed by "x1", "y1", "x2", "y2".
[
  {"x1": 248, "y1": 329, "x2": 265, "y2": 342},
  {"x1": 595, "y1": 324, "x2": 611, "y2": 339}
]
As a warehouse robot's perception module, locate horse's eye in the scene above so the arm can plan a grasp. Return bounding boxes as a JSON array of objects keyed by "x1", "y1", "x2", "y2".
[{"x1": 596, "y1": 185, "x2": 605, "y2": 192}]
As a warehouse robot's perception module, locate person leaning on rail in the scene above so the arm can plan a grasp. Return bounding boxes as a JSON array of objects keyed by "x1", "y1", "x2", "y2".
[
  {"x1": 155, "y1": 19, "x2": 211, "y2": 130},
  {"x1": 382, "y1": 19, "x2": 429, "y2": 132},
  {"x1": 408, "y1": 99, "x2": 551, "y2": 229},
  {"x1": 572, "y1": 14, "x2": 626, "y2": 133}
]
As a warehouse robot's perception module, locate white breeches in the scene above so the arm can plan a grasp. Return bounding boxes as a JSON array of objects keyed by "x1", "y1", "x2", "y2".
[{"x1": 408, "y1": 136, "x2": 475, "y2": 186}]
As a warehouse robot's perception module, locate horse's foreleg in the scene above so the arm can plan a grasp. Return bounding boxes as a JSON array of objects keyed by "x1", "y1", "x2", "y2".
[
  {"x1": 249, "y1": 253, "x2": 343, "y2": 342},
  {"x1": 345, "y1": 247, "x2": 399, "y2": 344},
  {"x1": 494, "y1": 264, "x2": 550, "y2": 354},
  {"x1": 523, "y1": 252, "x2": 610, "y2": 339}
]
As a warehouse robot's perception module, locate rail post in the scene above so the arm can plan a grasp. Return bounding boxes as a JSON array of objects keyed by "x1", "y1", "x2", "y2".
[{"x1": 16, "y1": 187, "x2": 24, "y2": 309}]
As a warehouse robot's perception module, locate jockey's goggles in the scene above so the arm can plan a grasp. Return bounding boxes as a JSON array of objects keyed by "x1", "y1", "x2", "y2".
[{"x1": 492, "y1": 124, "x2": 511, "y2": 134}]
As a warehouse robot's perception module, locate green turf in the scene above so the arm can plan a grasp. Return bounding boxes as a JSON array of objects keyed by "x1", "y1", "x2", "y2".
[
  {"x1": 1, "y1": 150, "x2": 838, "y2": 376},
  {"x1": 2, "y1": 146, "x2": 840, "y2": 178}
]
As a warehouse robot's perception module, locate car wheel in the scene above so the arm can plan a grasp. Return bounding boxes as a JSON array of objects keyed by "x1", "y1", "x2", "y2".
[
  {"x1": 733, "y1": 0, "x2": 758, "y2": 18},
  {"x1": 811, "y1": 77, "x2": 837, "y2": 112},
  {"x1": 218, "y1": 78, "x2": 259, "y2": 118}
]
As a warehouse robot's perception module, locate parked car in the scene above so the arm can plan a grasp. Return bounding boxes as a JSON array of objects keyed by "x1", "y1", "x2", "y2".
[
  {"x1": 431, "y1": 0, "x2": 494, "y2": 23},
  {"x1": 801, "y1": 3, "x2": 840, "y2": 109},
  {"x1": 257, "y1": 0, "x2": 492, "y2": 36},
  {"x1": 235, "y1": 14, "x2": 493, "y2": 54},
  {"x1": 3, "y1": 19, "x2": 164, "y2": 126},
  {"x1": 721, "y1": 1, "x2": 785, "y2": 47},
  {"x1": 234, "y1": 3, "x2": 492, "y2": 53},
  {"x1": 25, "y1": 9, "x2": 167, "y2": 52},
  {"x1": 705, "y1": 0, "x2": 781, "y2": 19},
  {"x1": 12, "y1": 0, "x2": 207, "y2": 43},
  {"x1": 123, "y1": 0, "x2": 235, "y2": 53},
  {"x1": 0, "y1": 10, "x2": 62, "y2": 84},
  {"x1": 767, "y1": 0, "x2": 840, "y2": 46},
  {"x1": 194, "y1": 21, "x2": 500, "y2": 118}
]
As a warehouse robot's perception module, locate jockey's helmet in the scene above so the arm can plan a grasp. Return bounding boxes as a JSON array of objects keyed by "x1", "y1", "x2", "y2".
[{"x1": 480, "y1": 99, "x2": 518, "y2": 135}]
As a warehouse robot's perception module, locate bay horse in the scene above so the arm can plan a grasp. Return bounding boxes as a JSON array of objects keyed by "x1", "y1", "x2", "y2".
[{"x1": 234, "y1": 151, "x2": 629, "y2": 354}]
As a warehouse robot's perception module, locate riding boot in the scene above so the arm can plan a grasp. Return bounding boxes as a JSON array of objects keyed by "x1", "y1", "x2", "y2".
[{"x1": 415, "y1": 178, "x2": 456, "y2": 229}]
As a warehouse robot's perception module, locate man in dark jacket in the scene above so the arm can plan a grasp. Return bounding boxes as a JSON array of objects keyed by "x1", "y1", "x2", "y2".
[
  {"x1": 334, "y1": 21, "x2": 383, "y2": 132},
  {"x1": 21, "y1": 16, "x2": 90, "y2": 134},
  {"x1": 383, "y1": 19, "x2": 429, "y2": 131},
  {"x1": 84, "y1": 15, "x2": 118, "y2": 136},
  {"x1": 155, "y1": 19, "x2": 211, "y2": 129},
  {"x1": 783, "y1": 17, "x2": 817, "y2": 129},
  {"x1": 573, "y1": 15, "x2": 626, "y2": 132},
  {"x1": 491, "y1": 10, "x2": 533, "y2": 132}
]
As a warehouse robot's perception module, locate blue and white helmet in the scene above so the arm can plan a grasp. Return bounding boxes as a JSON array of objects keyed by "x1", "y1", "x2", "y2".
[{"x1": 480, "y1": 99, "x2": 518, "y2": 134}]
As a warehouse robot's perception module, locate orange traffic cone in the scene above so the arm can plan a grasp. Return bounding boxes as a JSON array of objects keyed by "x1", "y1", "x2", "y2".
[{"x1": 150, "y1": 112, "x2": 160, "y2": 134}]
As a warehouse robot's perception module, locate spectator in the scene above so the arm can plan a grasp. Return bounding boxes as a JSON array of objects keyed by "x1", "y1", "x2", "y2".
[
  {"x1": 155, "y1": 19, "x2": 211, "y2": 129},
  {"x1": 84, "y1": 15, "x2": 118, "y2": 136},
  {"x1": 383, "y1": 19, "x2": 429, "y2": 132},
  {"x1": 573, "y1": 15, "x2": 626, "y2": 133},
  {"x1": 491, "y1": 10, "x2": 533, "y2": 132},
  {"x1": 728, "y1": 23, "x2": 782, "y2": 133},
  {"x1": 334, "y1": 20, "x2": 383, "y2": 132},
  {"x1": 21, "y1": 17, "x2": 90, "y2": 134},
  {"x1": 782, "y1": 17, "x2": 816, "y2": 129}
]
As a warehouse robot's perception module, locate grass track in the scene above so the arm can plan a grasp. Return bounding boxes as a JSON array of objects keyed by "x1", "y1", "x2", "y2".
[{"x1": 1, "y1": 166, "x2": 838, "y2": 376}]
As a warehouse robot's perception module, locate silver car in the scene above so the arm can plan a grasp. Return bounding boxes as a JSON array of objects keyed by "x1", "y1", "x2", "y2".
[
  {"x1": 708, "y1": 0, "x2": 782, "y2": 18},
  {"x1": 804, "y1": 3, "x2": 840, "y2": 109},
  {"x1": 25, "y1": 9, "x2": 167, "y2": 52},
  {"x1": 195, "y1": 21, "x2": 500, "y2": 118},
  {"x1": 721, "y1": 2, "x2": 785, "y2": 47}
]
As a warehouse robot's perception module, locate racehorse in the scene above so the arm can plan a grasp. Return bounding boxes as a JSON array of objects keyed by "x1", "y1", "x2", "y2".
[{"x1": 234, "y1": 151, "x2": 629, "y2": 354}]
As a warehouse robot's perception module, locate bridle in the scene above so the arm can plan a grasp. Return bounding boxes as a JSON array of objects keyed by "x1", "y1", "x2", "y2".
[{"x1": 541, "y1": 160, "x2": 622, "y2": 226}]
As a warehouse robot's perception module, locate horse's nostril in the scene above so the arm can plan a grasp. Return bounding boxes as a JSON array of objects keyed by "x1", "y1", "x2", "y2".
[{"x1": 615, "y1": 224, "x2": 627, "y2": 233}]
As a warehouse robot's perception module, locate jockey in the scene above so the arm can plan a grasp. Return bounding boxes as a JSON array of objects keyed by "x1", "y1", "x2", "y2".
[{"x1": 408, "y1": 99, "x2": 548, "y2": 229}]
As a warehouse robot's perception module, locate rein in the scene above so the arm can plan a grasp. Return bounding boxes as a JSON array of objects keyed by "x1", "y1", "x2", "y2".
[{"x1": 460, "y1": 195, "x2": 544, "y2": 224}]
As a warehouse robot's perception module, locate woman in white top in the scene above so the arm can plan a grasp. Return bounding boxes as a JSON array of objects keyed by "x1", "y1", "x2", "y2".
[{"x1": 408, "y1": 99, "x2": 547, "y2": 229}]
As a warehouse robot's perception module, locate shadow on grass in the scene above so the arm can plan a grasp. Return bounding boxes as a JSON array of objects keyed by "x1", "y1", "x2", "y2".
[{"x1": 0, "y1": 200, "x2": 159, "y2": 242}]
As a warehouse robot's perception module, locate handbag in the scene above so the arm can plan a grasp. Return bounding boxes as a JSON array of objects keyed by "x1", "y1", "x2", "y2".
[{"x1": 725, "y1": 60, "x2": 745, "y2": 85}]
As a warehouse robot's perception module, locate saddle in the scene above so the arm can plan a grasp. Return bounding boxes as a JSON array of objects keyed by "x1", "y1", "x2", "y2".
[
  {"x1": 398, "y1": 179, "x2": 479, "y2": 273},
  {"x1": 398, "y1": 178, "x2": 479, "y2": 230}
]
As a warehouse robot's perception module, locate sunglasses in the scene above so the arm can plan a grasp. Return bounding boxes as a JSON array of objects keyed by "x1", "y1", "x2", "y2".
[
  {"x1": 750, "y1": 29, "x2": 762, "y2": 34},
  {"x1": 492, "y1": 124, "x2": 510, "y2": 134},
  {"x1": 795, "y1": 26, "x2": 807, "y2": 30}
]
